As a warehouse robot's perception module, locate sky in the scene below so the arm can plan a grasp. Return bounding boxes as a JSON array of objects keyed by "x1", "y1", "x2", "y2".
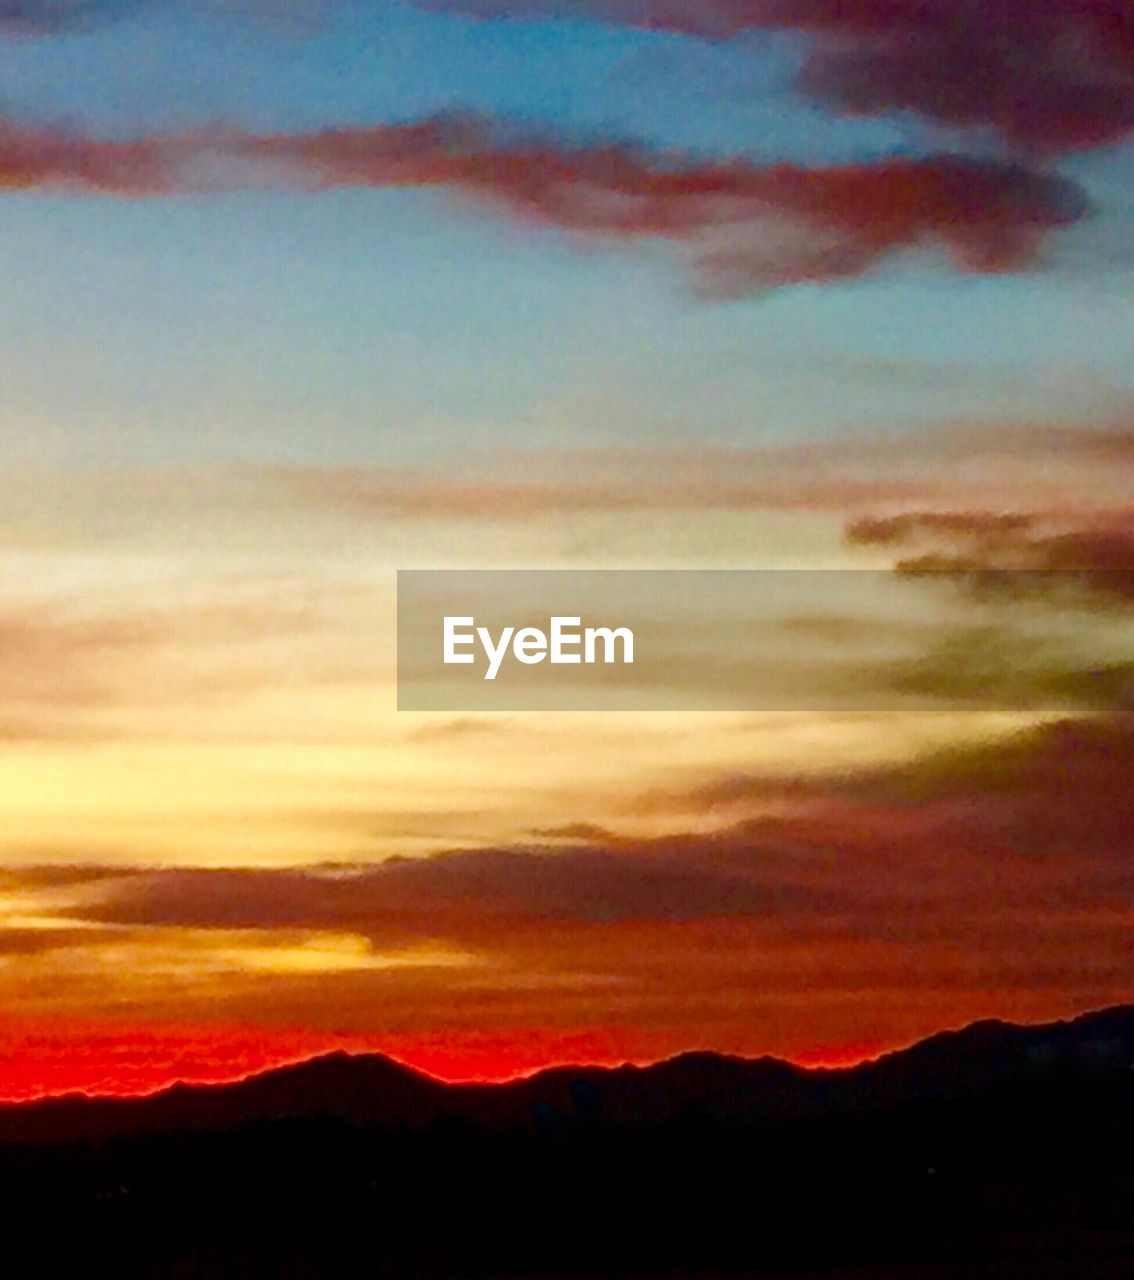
[{"x1": 1, "y1": 0, "x2": 1133, "y2": 1098}]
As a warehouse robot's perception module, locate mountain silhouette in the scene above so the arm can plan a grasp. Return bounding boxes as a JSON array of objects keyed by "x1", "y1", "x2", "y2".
[
  {"x1": 1, "y1": 1005, "x2": 1132, "y2": 1276},
  {"x1": 3, "y1": 1003, "x2": 1131, "y2": 1143}
]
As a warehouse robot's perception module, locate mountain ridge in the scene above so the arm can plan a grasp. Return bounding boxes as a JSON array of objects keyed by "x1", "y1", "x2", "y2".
[{"x1": 3, "y1": 1001, "x2": 1131, "y2": 1145}]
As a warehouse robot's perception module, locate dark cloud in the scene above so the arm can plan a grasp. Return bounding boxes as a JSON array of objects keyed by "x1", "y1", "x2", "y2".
[
  {"x1": 0, "y1": 926, "x2": 132, "y2": 956},
  {"x1": 47, "y1": 717, "x2": 1134, "y2": 945},
  {"x1": 846, "y1": 512, "x2": 1037, "y2": 546},
  {"x1": 848, "y1": 507, "x2": 1134, "y2": 606},
  {"x1": 670, "y1": 716, "x2": 1134, "y2": 862},
  {"x1": 6, "y1": 716, "x2": 1130, "y2": 1048},
  {"x1": 10, "y1": 2, "x2": 1134, "y2": 155},
  {"x1": 875, "y1": 630, "x2": 1134, "y2": 712},
  {"x1": 0, "y1": 865, "x2": 128, "y2": 890},
  {"x1": 786, "y1": 0, "x2": 1134, "y2": 154},
  {"x1": 530, "y1": 823, "x2": 621, "y2": 842},
  {"x1": 70, "y1": 841, "x2": 841, "y2": 934},
  {"x1": 0, "y1": 0, "x2": 133, "y2": 34},
  {"x1": 422, "y1": 1, "x2": 1134, "y2": 154}
]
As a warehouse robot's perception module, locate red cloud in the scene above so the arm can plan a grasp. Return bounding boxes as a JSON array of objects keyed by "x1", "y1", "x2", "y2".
[
  {"x1": 0, "y1": 119, "x2": 179, "y2": 194},
  {"x1": 231, "y1": 117, "x2": 1088, "y2": 291},
  {"x1": 0, "y1": 112, "x2": 1088, "y2": 292}
]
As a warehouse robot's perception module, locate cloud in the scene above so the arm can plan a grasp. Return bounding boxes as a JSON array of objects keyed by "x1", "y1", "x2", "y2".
[
  {"x1": 530, "y1": 823, "x2": 620, "y2": 842},
  {"x1": 422, "y1": 1, "x2": 1134, "y2": 154},
  {"x1": 847, "y1": 506, "x2": 1134, "y2": 606},
  {"x1": 259, "y1": 424, "x2": 1134, "y2": 522},
  {"x1": 0, "y1": 0, "x2": 131, "y2": 35},
  {"x1": 263, "y1": 455, "x2": 941, "y2": 517},
  {"x1": 1, "y1": 428, "x2": 1130, "y2": 746},
  {"x1": 9, "y1": 427, "x2": 1134, "y2": 541},
  {"x1": 9, "y1": 2, "x2": 1134, "y2": 156},
  {"x1": 230, "y1": 118, "x2": 1089, "y2": 292},
  {"x1": 0, "y1": 925, "x2": 133, "y2": 956},
  {"x1": 46, "y1": 716, "x2": 1134, "y2": 937},
  {"x1": 402, "y1": 717, "x2": 515, "y2": 743},
  {"x1": 0, "y1": 590, "x2": 342, "y2": 720},
  {"x1": 0, "y1": 112, "x2": 1089, "y2": 293},
  {"x1": 3, "y1": 716, "x2": 1131, "y2": 1067},
  {"x1": 872, "y1": 629, "x2": 1134, "y2": 711},
  {"x1": 669, "y1": 716, "x2": 1134, "y2": 860},
  {"x1": 846, "y1": 512, "x2": 1037, "y2": 546},
  {"x1": 0, "y1": 865, "x2": 127, "y2": 890},
  {"x1": 0, "y1": 118, "x2": 181, "y2": 194},
  {"x1": 0, "y1": 0, "x2": 343, "y2": 36},
  {"x1": 785, "y1": 0, "x2": 1134, "y2": 155},
  {"x1": 841, "y1": 506, "x2": 1134, "y2": 702},
  {"x1": 67, "y1": 844, "x2": 837, "y2": 934}
]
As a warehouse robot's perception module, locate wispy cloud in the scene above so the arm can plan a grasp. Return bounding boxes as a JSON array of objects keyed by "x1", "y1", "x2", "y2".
[
  {"x1": 223, "y1": 118, "x2": 1093, "y2": 292},
  {"x1": 0, "y1": 112, "x2": 1090, "y2": 293},
  {"x1": 847, "y1": 506, "x2": 1134, "y2": 606},
  {"x1": 1, "y1": 426, "x2": 1130, "y2": 745},
  {"x1": 10, "y1": 427, "x2": 1134, "y2": 543},
  {"x1": 0, "y1": 118, "x2": 184, "y2": 193},
  {"x1": 263, "y1": 425, "x2": 1134, "y2": 520}
]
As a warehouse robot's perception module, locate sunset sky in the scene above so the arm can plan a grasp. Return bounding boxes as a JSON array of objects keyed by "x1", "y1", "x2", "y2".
[{"x1": 1, "y1": 0, "x2": 1133, "y2": 1100}]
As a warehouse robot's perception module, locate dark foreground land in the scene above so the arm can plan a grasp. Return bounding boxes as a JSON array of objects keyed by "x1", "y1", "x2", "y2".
[{"x1": 1, "y1": 1006, "x2": 1132, "y2": 1278}]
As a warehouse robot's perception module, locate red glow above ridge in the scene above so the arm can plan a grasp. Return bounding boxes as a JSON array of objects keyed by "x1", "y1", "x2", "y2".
[{"x1": 0, "y1": 1017, "x2": 890, "y2": 1104}]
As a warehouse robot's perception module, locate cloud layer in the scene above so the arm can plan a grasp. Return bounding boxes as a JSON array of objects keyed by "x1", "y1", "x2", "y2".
[{"x1": 1, "y1": 715, "x2": 1129, "y2": 1092}]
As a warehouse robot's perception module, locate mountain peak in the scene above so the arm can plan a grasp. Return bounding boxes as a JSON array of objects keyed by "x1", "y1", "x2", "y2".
[{"x1": 2, "y1": 1003, "x2": 1131, "y2": 1146}]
